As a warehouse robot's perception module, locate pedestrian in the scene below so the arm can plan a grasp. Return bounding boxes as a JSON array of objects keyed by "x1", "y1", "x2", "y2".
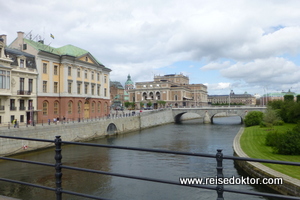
[
  {"x1": 48, "y1": 119, "x2": 50, "y2": 125},
  {"x1": 63, "y1": 116, "x2": 66, "y2": 123},
  {"x1": 53, "y1": 117, "x2": 57, "y2": 124},
  {"x1": 57, "y1": 117, "x2": 60, "y2": 123},
  {"x1": 13, "y1": 119, "x2": 17, "y2": 128}
]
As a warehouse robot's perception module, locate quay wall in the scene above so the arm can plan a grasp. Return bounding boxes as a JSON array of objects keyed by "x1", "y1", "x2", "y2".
[
  {"x1": 0, "y1": 109, "x2": 174, "y2": 156},
  {"x1": 233, "y1": 128, "x2": 300, "y2": 197}
]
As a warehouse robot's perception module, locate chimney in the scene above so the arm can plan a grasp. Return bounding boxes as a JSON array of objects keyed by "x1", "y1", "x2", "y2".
[
  {"x1": 17, "y1": 31, "x2": 24, "y2": 39},
  {"x1": 0, "y1": 34, "x2": 7, "y2": 46}
]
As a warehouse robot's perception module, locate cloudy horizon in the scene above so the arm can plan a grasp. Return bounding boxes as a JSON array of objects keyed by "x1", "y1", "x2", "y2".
[{"x1": 1, "y1": 0, "x2": 300, "y2": 96}]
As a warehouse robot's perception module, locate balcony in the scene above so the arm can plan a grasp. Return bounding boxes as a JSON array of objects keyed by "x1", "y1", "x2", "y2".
[
  {"x1": 10, "y1": 106, "x2": 17, "y2": 111},
  {"x1": 19, "y1": 106, "x2": 26, "y2": 111},
  {"x1": 17, "y1": 90, "x2": 32, "y2": 95}
]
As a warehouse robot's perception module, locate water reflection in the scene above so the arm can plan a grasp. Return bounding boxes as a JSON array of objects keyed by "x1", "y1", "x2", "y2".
[{"x1": 0, "y1": 117, "x2": 275, "y2": 200}]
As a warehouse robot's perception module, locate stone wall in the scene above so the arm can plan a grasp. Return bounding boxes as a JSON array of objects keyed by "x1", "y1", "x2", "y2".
[{"x1": 0, "y1": 109, "x2": 174, "y2": 157}]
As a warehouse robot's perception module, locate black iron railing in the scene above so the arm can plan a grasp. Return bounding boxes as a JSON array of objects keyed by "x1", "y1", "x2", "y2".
[{"x1": 0, "y1": 135, "x2": 299, "y2": 200}]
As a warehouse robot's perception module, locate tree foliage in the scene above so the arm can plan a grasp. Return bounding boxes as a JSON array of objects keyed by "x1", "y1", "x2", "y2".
[
  {"x1": 265, "y1": 123, "x2": 300, "y2": 155},
  {"x1": 268, "y1": 99, "x2": 300, "y2": 123},
  {"x1": 244, "y1": 111, "x2": 264, "y2": 127}
]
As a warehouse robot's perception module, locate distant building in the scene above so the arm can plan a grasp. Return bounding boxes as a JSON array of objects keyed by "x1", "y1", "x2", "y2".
[
  {"x1": 0, "y1": 34, "x2": 38, "y2": 125},
  {"x1": 9, "y1": 31, "x2": 111, "y2": 123},
  {"x1": 128, "y1": 74, "x2": 208, "y2": 109},
  {"x1": 110, "y1": 81, "x2": 126, "y2": 109},
  {"x1": 124, "y1": 74, "x2": 134, "y2": 91},
  {"x1": 260, "y1": 90, "x2": 299, "y2": 105},
  {"x1": 208, "y1": 90, "x2": 256, "y2": 106}
]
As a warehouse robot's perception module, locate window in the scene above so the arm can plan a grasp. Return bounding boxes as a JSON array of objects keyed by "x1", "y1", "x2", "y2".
[
  {"x1": 10, "y1": 99, "x2": 16, "y2": 111},
  {"x1": 104, "y1": 76, "x2": 107, "y2": 83},
  {"x1": 54, "y1": 82, "x2": 58, "y2": 93},
  {"x1": 43, "y1": 63, "x2": 47, "y2": 73},
  {"x1": 43, "y1": 81, "x2": 47, "y2": 93},
  {"x1": 97, "y1": 73, "x2": 100, "y2": 81},
  {"x1": 85, "y1": 70, "x2": 88, "y2": 79},
  {"x1": 28, "y1": 79, "x2": 33, "y2": 92},
  {"x1": 68, "y1": 101, "x2": 73, "y2": 114},
  {"x1": 19, "y1": 99, "x2": 25, "y2": 110},
  {"x1": 19, "y1": 78, "x2": 24, "y2": 91},
  {"x1": 68, "y1": 82, "x2": 72, "y2": 94},
  {"x1": 104, "y1": 88, "x2": 107, "y2": 97},
  {"x1": 91, "y1": 85, "x2": 94, "y2": 95},
  {"x1": 92, "y1": 102, "x2": 95, "y2": 113},
  {"x1": 77, "y1": 83, "x2": 81, "y2": 94},
  {"x1": 68, "y1": 66, "x2": 72, "y2": 76},
  {"x1": 85, "y1": 84, "x2": 88, "y2": 94},
  {"x1": 54, "y1": 101, "x2": 59, "y2": 114},
  {"x1": 97, "y1": 85, "x2": 100, "y2": 96},
  {"x1": 20, "y1": 59, "x2": 24, "y2": 68},
  {"x1": 77, "y1": 68, "x2": 81, "y2": 77},
  {"x1": 78, "y1": 101, "x2": 82, "y2": 114},
  {"x1": 97, "y1": 102, "x2": 101, "y2": 113},
  {"x1": 0, "y1": 70, "x2": 10, "y2": 89},
  {"x1": 91, "y1": 71, "x2": 94, "y2": 80},
  {"x1": 43, "y1": 101, "x2": 48, "y2": 115},
  {"x1": 54, "y1": 65, "x2": 58, "y2": 75}
]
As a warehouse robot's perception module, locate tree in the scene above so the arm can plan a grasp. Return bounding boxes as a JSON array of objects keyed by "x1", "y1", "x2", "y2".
[
  {"x1": 147, "y1": 101, "x2": 152, "y2": 108},
  {"x1": 244, "y1": 111, "x2": 264, "y2": 127},
  {"x1": 263, "y1": 106, "x2": 282, "y2": 125},
  {"x1": 284, "y1": 94, "x2": 294, "y2": 101}
]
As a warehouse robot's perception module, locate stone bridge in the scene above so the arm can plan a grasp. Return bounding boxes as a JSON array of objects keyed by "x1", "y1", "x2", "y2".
[{"x1": 172, "y1": 107, "x2": 267, "y2": 124}]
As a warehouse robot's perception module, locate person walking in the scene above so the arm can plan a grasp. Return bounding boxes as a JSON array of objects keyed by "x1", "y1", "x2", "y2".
[{"x1": 13, "y1": 119, "x2": 18, "y2": 128}]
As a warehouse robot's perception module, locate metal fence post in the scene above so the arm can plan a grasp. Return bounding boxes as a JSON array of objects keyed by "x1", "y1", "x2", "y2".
[
  {"x1": 216, "y1": 149, "x2": 224, "y2": 200},
  {"x1": 54, "y1": 136, "x2": 62, "y2": 200}
]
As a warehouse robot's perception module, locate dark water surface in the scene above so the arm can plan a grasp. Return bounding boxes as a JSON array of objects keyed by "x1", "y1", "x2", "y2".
[{"x1": 0, "y1": 116, "x2": 274, "y2": 199}]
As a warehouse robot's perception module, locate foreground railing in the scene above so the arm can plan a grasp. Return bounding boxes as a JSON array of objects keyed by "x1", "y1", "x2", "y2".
[{"x1": 0, "y1": 135, "x2": 299, "y2": 200}]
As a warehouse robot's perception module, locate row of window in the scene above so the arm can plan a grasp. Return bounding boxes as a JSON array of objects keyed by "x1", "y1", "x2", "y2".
[
  {"x1": 42, "y1": 101, "x2": 104, "y2": 115},
  {"x1": 42, "y1": 81, "x2": 107, "y2": 96},
  {"x1": 43, "y1": 63, "x2": 107, "y2": 83}
]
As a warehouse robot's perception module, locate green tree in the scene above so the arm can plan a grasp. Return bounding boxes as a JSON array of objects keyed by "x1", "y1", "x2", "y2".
[
  {"x1": 147, "y1": 101, "x2": 152, "y2": 107},
  {"x1": 284, "y1": 94, "x2": 294, "y2": 101},
  {"x1": 263, "y1": 106, "x2": 282, "y2": 125},
  {"x1": 244, "y1": 111, "x2": 264, "y2": 127}
]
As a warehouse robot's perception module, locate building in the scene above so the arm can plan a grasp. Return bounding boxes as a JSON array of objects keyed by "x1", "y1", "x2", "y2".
[
  {"x1": 128, "y1": 74, "x2": 208, "y2": 109},
  {"x1": 0, "y1": 34, "x2": 38, "y2": 125},
  {"x1": 208, "y1": 90, "x2": 256, "y2": 106},
  {"x1": 260, "y1": 90, "x2": 299, "y2": 105},
  {"x1": 9, "y1": 31, "x2": 111, "y2": 123},
  {"x1": 110, "y1": 81, "x2": 126, "y2": 109},
  {"x1": 124, "y1": 74, "x2": 134, "y2": 91}
]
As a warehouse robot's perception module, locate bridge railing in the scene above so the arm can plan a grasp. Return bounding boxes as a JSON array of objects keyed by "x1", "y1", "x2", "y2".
[{"x1": 0, "y1": 135, "x2": 299, "y2": 200}]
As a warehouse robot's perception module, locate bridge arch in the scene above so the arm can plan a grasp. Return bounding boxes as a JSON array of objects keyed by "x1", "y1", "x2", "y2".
[
  {"x1": 210, "y1": 113, "x2": 243, "y2": 124},
  {"x1": 107, "y1": 123, "x2": 118, "y2": 135}
]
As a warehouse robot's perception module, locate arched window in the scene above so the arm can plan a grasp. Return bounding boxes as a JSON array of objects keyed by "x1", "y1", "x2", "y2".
[
  {"x1": 156, "y1": 92, "x2": 161, "y2": 100},
  {"x1": 68, "y1": 101, "x2": 73, "y2": 114},
  {"x1": 142, "y1": 92, "x2": 147, "y2": 100},
  {"x1": 78, "y1": 101, "x2": 82, "y2": 114},
  {"x1": 98, "y1": 102, "x2": 101, "y2": 113},
  {"x1": 43, "y1": 101, "x2": 48, "y2": 115},
  {"x1": 104, "y1": 102, "x2": 107, "y2": 113},
  {"x1": 54, "y1": 101, "x2": 59, "y2": 115},
  {"x1": 149, "y1": 92, "x2": 154, "y2": 100},
  {"x1": 92, "y1": 101, "x2": 95, "y2": 113}
]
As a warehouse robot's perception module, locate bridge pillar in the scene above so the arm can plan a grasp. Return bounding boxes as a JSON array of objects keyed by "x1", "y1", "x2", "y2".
[{"x1": 203, "y1": 111, "x2": 211, "y2": 124}]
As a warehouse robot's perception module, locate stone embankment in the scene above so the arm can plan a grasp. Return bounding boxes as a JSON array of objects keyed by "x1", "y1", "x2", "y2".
[
  {"x1": 233, "y1": 128, "x2": 300, "y2": 197},
  {"x1": 0, "y1": 109, "x2": 175, "y2": 156}
]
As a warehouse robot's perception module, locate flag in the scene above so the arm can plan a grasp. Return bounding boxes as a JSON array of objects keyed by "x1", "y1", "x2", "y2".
[{"x1": 50, "y1": 33, "x2": 54, "y2": 39}]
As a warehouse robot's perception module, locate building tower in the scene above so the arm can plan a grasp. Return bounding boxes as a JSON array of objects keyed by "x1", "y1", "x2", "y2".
[{"x1": 125, "y1": 74, "x2": 134, "y2": 91}]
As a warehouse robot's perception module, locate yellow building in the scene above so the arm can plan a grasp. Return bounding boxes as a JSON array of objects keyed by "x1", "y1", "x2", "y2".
[
  {"x1": 0, "y1": 34, "x2": 38, "y2": 125},
  {"x1": 9, "y1": 32, "x2": 111, "y2": 123},
  {"x1": 128, "y1": 74, "x2": 208, "y2": 109}
]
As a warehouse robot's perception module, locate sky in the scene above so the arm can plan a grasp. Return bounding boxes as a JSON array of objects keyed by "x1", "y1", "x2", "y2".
[{"x1": 1, "y1": 0, "x2": 300, "y2": 96}]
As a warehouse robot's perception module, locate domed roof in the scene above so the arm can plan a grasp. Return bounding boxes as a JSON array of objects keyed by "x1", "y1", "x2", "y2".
[{"x1": 125, "y1": 74, "x2": 134, "y2": 85}]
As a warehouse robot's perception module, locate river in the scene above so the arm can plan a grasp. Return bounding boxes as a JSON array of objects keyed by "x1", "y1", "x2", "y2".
[{"x1": 0, "y1": 116, "x2": 277, "y2": 200}]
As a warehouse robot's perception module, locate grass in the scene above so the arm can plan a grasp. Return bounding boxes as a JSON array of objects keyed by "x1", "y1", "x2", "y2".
[{"x1": 240, "y1": 124, "x2": 300, "y2": 180}]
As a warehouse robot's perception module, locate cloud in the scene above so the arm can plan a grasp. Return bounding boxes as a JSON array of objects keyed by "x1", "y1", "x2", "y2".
[
  {"x1": 201, "y1": 61, "x2": 231, "y2": 70},
  {"x1": 220, "y1": 57, "x2": 300, "y2": 89}
]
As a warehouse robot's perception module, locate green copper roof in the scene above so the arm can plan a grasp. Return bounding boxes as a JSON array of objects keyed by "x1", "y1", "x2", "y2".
[
  {"x1": 23, "y1": 39, "x2": 104, "y2": 66},
  {"x1": 56, "y1": 44, "x2": 88, "y2": 57},
  {"x1": 125, "y1": 74, "x2": 134, "y2": 85}
]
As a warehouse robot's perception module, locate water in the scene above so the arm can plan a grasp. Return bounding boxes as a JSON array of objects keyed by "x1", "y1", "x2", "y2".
[{"x1": 0, "y1": 116, "x2": 274, "y2": 199}]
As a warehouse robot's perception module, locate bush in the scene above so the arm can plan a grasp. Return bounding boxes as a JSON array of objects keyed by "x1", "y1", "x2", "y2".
[
  {"x1": 265, "y1": 123, "x2": 300, "y2": 155},
  {"x1": 244, "y1": 111, "x2": 264, "y2": 127},
  {"x1": 260, "y1": 121, "x2": 273, "y2": 128}
]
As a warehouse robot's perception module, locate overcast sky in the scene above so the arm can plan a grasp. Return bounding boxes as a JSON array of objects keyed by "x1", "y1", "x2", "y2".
[{"x1": 1, "y1": 0, "x2": 300, "y2": 95}]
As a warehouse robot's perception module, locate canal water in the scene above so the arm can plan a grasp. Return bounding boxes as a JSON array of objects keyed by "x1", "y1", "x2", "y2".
[{"x1": 0, "y1": 116, "x2": 276, "y2": 200}]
